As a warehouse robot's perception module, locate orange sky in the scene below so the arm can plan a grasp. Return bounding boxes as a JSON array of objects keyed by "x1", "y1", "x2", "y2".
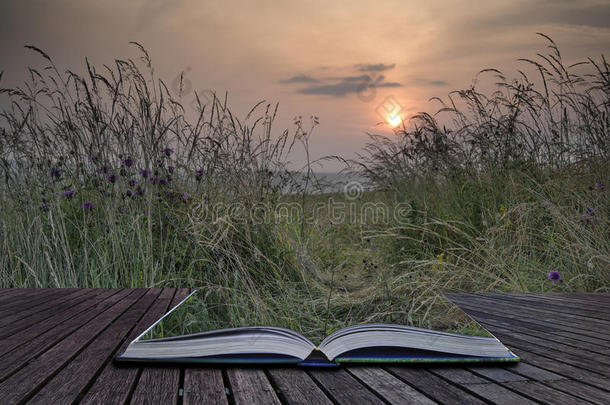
[{"x1": 1, "y1": 0, "x2": 609, "y2": 170}]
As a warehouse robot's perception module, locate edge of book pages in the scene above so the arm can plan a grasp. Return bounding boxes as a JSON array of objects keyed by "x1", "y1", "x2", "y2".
[{"x1": 116, "y1": 290, "x2": 520, "y2": 366}]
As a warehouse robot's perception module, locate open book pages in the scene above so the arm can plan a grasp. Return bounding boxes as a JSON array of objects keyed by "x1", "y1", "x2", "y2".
[{"x1": 118, "y1": 290, "x2": 517, "y2": 364}]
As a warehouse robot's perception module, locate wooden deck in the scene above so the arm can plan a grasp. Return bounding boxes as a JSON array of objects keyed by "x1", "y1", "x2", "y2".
[{"x1": 0, "y1": 289, "x2": 608, "y2": 404}]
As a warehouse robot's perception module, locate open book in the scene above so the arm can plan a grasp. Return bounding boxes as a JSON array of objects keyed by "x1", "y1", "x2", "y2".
[{"x1": 117, "y1": 291, "x2": 518, "y2": 366}]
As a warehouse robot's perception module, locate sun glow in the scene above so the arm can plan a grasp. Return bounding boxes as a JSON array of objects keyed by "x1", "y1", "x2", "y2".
[{"x1": 388, "y1": 114, "x2": 402, "y2": 127}]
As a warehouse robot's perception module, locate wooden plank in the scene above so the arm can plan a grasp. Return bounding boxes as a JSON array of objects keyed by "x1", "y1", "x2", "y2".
[
  {"x1": 226, "y1": 368, "x2": 282, "y2": 405},
  {"x1": 129, "y1": 288, "x2": 191, "y2": 405},
  {"x1": 477, "y1": 293, "x2": 610, "y2": 321},
  {"x1": 547, "y1": 379, "x2": 610, "y2": 404},
  {"x1": 0, "y1": 288, "x2": 35, "y2": 302},
  {"x1": 0, "y1": 288, "x2": 78, "y2": 321},
  {"x1": 386, "y1": 367, "x2": 487, "y2": 405},
  {"x1": 501, "y1": 381, "x2": 598, "y2": 404},
  {"x1": 0, "y1": 289, "x2": 95, "y2": 337},
  {"x1": 0, "y1": 289, "x2": 147, "y2": 404},
  {"x1": 0, "y1": 289, "x2": 129, "y2": 381},
  {"x1": 26, "y1": 289, "x2": 163, "y2": 405},
  {"x1": 347, "y1": 366, "x2": 437, "y2": 405},
  {"x1": 448, "y1": 295, "x2": 610, "y2": 340},
  {"x1": 428, "y1": 367, "x2": 489, "y2": 384},
  {"x1": 450, "y1": 298, "x2": 610, "y2": 343},
  {"x1": 490, "y1": 293, "x2": 610, "y2": 320},
  {"x1": 461, "y1": 310, "x2": 610, "y2": 360},
  {"x1": 498, "y1": 346, "x2": 610, "y2": 392},
  {"x1": 183, "y1": 368, "x2": 229, "y2": 405},
  {"x1": 266, "y1": 368, "x2": 332, "y2": 405},
  {"x1": 79, "y1": 288, "x2": 178, "y2": 405},
  {"x1": 466, "y1": 366, "x2": 529, "y2": 383},
  {"x1": 308, "y1": 368, "x2": 384, "y2": 405},
  {"x1": 499, "y1": 362, "x2": 566, "y2": 382},
  {"x1": 459, "y1": 383, "x2": 539, "y2": 405},
  {"x1": 0, "y1": 289, "x2": 116, "y2": 357}
]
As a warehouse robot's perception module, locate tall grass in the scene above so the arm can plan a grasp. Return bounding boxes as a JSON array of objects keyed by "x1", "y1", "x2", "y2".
[{"x1": 0, "y1": 36, "x2": 608, "y2": 339}]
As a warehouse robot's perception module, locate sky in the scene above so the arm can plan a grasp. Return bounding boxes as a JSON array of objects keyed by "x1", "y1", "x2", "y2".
[{"x1": 1, "y1": 0, "x2": 609, "y2": 170}]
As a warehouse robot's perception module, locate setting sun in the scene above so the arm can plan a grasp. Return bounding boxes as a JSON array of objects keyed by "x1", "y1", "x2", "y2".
[{"x1": 388, "y1": 114, "x2": 402, "y2": 127}]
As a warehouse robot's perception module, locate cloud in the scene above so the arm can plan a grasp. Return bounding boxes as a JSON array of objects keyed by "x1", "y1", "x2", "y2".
[
  {"x1": 298, "y1": 75, "x2": 401, "y2": 97},
  {"x1": 279, "y1": 74, "x2": 320, "y2": 84},
  {"x1": 355, "y1": 63, "x2": 396, "y2": 72}
]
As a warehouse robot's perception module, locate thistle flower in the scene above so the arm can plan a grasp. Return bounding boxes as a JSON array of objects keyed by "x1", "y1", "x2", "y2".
[
  {"x1": 98, "y1": 165, "x2": 111, "y2": 175},
  {"x1": 50, "y1": 168, "x2": 64, "y2": 178},
  {"x1": 81, "y1": 201, "x2": 96, "y2": 210},
  {"x1": 195, "y1": 169, "x2": 205, "y2": 181},
  {"x1": 128, "y1": 179, "x2": 138, "y2": 188},
  {"x1": 138, "y1": 169, "x2": 150, "y2": 179},
  {"x1": 168, "y1": 166, "x2": 175, "y2": 173},
  {"x1": 182, "y1": 192, "x2": 190, "y2": 201},
  {"x1": 547, "y1": 271, "x2": 562, "y2": 284},
  {"x1": 107, "y1": 173, "x2": 118, "y2": 183},
  {"x1": 61, "y1": 189, "x2": 76, "y2": 199},
  {"x1": 121, "y1": 157, "x2": 134, "y2": 168},
  {"x1": 163, "y1": 147, "x2": 174, "y2": 157}
]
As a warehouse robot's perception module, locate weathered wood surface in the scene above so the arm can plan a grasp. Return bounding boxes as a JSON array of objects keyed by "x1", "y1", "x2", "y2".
[{"x1": 0, "y1": 290, "x2": 608, "y2": 404}]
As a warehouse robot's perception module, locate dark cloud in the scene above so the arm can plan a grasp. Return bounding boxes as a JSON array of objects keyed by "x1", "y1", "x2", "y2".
[
  {"x1": 298, "y1": 75, "x2": 401, "y2": 97},
  {"x1": 279, "y1": 74, "x2": 320, "y2": 84},
  {"x1": 355, "y1": 63, "x2": 396, "y2": 72}
]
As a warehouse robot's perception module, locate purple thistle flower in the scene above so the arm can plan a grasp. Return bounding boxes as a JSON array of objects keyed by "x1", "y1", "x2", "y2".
[
  {"x1": 182, "y1": 192, "x2": 190, "y2": 201},
  {"x1": 149, "y1": 176, "x2": 161, "y2": 185},
  {"x1": 168, "y1": 166, "x2": 175, "y2": 173},
  {"x1": 125, "y1": 190, "x2": 133, "y2": 198},
  {"x1": 195, "y1": 169, "x2": 205, "y2": 181},
  {"x1": 50, "y1": 168, "x2": 65, "y2": 178},
  {"x1": 81, "y1": 201, "x2": 96, "y2": 210},
  {"x1": 98, "y1": 165, "x2": 111, "y2": 175},
  {"x1": 107, "y1": 173, "x2": 118, "y2": 183},
  {"x1": 128, "y1": 178, "x2": 138, "y2": 188},
  {"x1": 595, "y1": 183, "x2": 605, "y2": 191},
  {"x1": 138, "y1": 169, "x2": 150, "y2": 179},
  {"x1": 61, "y1": 189, "x2": 76, "y2": 199},
  {"x1": 163, "y1": 147, "x2": 174, "y2": 157},
  {"x1": 121, "y1": 157, "x2": 134, "y2": 168},
  {"x1": 547, "y1": 271, "x2": 563, "y2": 284}
]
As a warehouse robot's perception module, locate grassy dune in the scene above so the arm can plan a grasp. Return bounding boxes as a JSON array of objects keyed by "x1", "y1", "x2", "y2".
[{"x1": 0, "y1": 36, "x2": 608, "y2": 339}]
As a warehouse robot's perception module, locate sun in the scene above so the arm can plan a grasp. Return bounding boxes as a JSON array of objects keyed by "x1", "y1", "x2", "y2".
[{"x1": 387, "y1": 114, "x2": 402, "y2": 127}]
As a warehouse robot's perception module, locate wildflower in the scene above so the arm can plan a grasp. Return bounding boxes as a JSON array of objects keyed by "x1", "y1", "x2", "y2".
[
  {"x1": 128, "y1": 179, "x2": 138, "y2": 188},
  {"x1": 595, "y1": 183, "x2": 605, "y2": 191},
  {"x1": 98, "y1": 165, "x2": 111, "y2": 175},
  {"x1": 195, "y1": 169, "x2": 205, "y2": 181},
  {"x1": 135, "y1": 187, "x2": 145, "y2": 196},
  {"x1": 182, "y1": 192, "x2": 190, "y2": 201},
  {"x1": 168, "y1": 166, "x2": 175, "y2": 173},
  {"x1": 163, "y1": 147, "x2": 174, "y2": 157},
  {"x1": 149, "y1": 177, "x2": 161, "y2": 185},
  {"x1": 121, "y1": 157, "x2": 134, "y2": 168},
  {"x1": 107, "y1": 173, "x2": 118, "y2": 183},
  {"x1": 61, "y1": 189, "x2": 76, "y2": 199},
  {"x1": 138, "y1": 169, "x2": 150, "y2": 179},
  {"x1": 547, "y1": 271, "x2": 562, "y2": 284},
  {"x1": 50, "y1": 168, "x2": 64, "y2": 179},
  {"x1": 81, "y1": 201, "x2": 96, "y2": 210},
  {"x1": 39, "y1": 202, "x2": 51, "y2": 211}
]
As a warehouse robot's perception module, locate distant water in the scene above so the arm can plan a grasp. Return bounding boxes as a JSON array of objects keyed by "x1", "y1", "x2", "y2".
[{"x1": 283, "y1": 171, "x2": 370, "y2": 195}]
